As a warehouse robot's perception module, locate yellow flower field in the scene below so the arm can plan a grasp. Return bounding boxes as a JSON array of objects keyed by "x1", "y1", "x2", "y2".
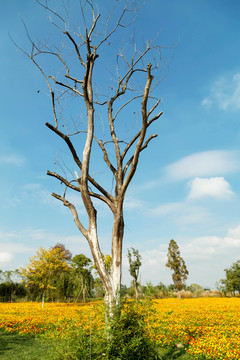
[
  {"x1": 151, "y1": 298, "x2": 240, "y2": 359},
  {"x1": 0, "y1": 298, "x2": 239, "y2": 360}
]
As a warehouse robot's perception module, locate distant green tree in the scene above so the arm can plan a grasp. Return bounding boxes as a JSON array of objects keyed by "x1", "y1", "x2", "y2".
[
  {"x1": 71, "y1": 254, "x2": 93, "y2": 302},
  {"x1": 0, "y1": 270, "x2": 26, "y2": 302},
  {"x1": 220, "y1": 260, "x2": 240, "y2": 296},
  {"x1": 127, "y1": 248, "x2": 142, "y2": 300},
  {"x1": 188, "y1": 283, "x2": 203, "y2": 297},
  {"x1": 49, "y1": 271, "x2": 73, "y2": 302},
  {"x1": 166, "y1": 239, "x2": 188, "y2": 299},
  {"x1": 156, "y1": 282, "x2": 169, "y2": 297},
  {"x1": 141, "y1": 281, "x2": 158, "y2": 298}
]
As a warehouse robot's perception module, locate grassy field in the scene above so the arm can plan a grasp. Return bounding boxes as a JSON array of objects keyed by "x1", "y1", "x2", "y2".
[
  {"x1": 0, "y1": 298, "x2": 239, "y2": 359},
  {"x1": 0, "y1": 332, "x2": 54, "y2": 360},
  {"x1": 0, "y1": 331, "x2": 193, "y2": 360}
]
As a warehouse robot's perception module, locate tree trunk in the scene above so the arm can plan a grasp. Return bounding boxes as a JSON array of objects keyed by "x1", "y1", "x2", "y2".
[
  {"x1": 42, "y1": 291, "x2": 45, "y2": 308},
  {"x1": 109, "y1": 210, "x2": 124, "y2": 313},
  {"x1": 134, "y1": 278, "x2": 139, "y2": 300}
]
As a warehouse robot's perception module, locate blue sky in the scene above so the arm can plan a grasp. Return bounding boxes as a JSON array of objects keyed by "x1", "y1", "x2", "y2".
[{"x1": 1, "y1": 0, "x2": 240, "y2": 289}]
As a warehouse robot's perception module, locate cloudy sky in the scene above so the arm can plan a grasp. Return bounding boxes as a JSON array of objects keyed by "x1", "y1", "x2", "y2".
[{"x1": 1, "y1": 0, "x2": 240, "y2": 289}]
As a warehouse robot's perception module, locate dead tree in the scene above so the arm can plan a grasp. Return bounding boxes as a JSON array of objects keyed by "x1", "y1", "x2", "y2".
[{"x1": 17, "y1": 0, "x2": 163, "y2": 315}]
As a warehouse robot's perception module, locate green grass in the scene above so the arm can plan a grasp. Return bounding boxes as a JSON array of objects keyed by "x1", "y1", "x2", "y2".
[
  {"x1": 157, "y1": 346, "x2": 194, "y2": 359},
  {"x1": 0, "y1": 332, "x2": 195, "y2": 360},
  {"x1": 0, "y1": 332, "x2": 54, "y2": 360}
]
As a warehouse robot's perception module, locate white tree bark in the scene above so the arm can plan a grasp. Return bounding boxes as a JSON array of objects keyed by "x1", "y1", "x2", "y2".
[{"x1": 18, "y1": 0, "x2": 163, "y2": 317}]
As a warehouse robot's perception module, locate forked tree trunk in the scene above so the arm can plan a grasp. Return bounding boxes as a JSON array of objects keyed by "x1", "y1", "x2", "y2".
[
  {"x1": 91, "y1": 211, "x2": 124, "y2": 318},
  {"x1": 22, "y1": 0, "x2": 162, "y2": 325}
]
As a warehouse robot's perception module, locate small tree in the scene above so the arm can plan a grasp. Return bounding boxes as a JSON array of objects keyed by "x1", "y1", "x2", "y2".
[
  {"x1": 71, "y1": 254, "x2": 93, "y2": 302},
  {"x1": 127, "y1": 247, "x2": 142, "y2": 300},
  {"x1": 166, "y1": 239, "x2": 188, "y2": 299},
  {"x1": 220, "y1": 260, "x2": 240, "y2": 296},
  {"x1": 188, "y1": 283, "x2": 203, "y2": 297},
  {"x1": 20, "y1": 246, "x2": 70, "y2": 306}
]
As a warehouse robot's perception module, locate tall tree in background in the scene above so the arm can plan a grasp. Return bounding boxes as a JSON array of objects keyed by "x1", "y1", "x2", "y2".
[
  {"x1": 127, "y1": 247, "x2": 142, "y2": 300},
  {"x1": 166, "y1": 239, "x2": 188, "y2": 299},
  {"x1": 17, "y1": 0, "x2": 163, "y2": 315},
  {"x1": 20, "y1": 246, "x2": 70, "y2": 307}
]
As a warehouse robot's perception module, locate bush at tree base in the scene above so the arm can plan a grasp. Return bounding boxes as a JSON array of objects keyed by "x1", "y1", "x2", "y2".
[{"x1": 51, "y1": 300, "x2": 161, "y2": 360}]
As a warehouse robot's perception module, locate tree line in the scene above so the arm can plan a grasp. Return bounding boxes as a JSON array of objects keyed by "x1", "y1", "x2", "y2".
[
  {"x1": 1, "y1": 238, "x2": 237, "y2": 303},
  {"x1": 0, "y1": 239, "x2": 189, "y2": 304}
]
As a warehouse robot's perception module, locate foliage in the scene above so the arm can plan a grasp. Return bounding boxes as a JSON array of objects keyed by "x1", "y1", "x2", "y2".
[
  {"x1": 0, "y1": 283, "x2": 26, "y2": 303},
  {"x1": 51, "y1": 243, "x2": 72, "y2": 262},
  {"x1": 220, "y1": 259, "x2": 240, "y2": 295},
  {"x1": 20, "y1": 246, "x2": 70, "y2": 306},
  {"x1": 187, "y1": 283, "x2": 204, "y2": 297},
  {"x1": 106, "y1": 300, "x2": 160, "y2": 360},
  {"x1": 93, "y1": 254, "x2": 111, "y2": 274},
  {"x1": 71, "y1": 254, "x2": 93, "y2": 302},
  {"x1": 141, "y1": 281, "x2": 159, "y2": 298},
  {"x1": 127, "y1": 248, "x2": 142, "y2": 300},
  {"x1": 0, "y1": 270, "x2": 26, "y2": 302},
  {"x1": 48, "y1": 300, "x2": 161, "y2": 360},
  {"x1": 166, "y1": 239, "x2": 188, "y2": 296}
]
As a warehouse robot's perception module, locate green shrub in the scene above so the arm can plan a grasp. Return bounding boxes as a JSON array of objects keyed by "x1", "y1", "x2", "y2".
[
  {"x1": 106, "y1": 300, "x2": 160, "y2": 359},
  {"x1": 51, "y1": 300, "x2": 160, "y2": 360}
]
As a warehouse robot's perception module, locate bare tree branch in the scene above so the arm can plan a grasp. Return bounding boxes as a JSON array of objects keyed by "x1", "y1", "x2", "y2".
[
  {"x1": 19, "y1": 0, "x2": 163, "y2": 314},
  {"x1": 64, "y1": 31, "x2": 87, "y2": 68},
  {"x1": 122, "y1": 62, "x2": 154, "y2": 195},
  {"x1": 123, "y1": 134, "x2": 158, "y2": 177},
  {"x1": 51, "y1": 192, "x2": 88, "y2": 238},
  {"x1": 96, "y1": 0, "x2": 138, "y2": 49},
  {"x1": 48, "y1": 170, "x2": 114, "y2": 210},
  {"x1": 121, "y1": 111, "x2": 162, "y2": 160},
  {"x1": 47, "y1": 171, "x2": 80, "y2": 192},
  {"x1": 46, "y1": 122, "x2": 114, "y2": 204},
  {"x1": 49, "y1": 75, "x2": 84, "y2": 96},
  {"x1": 94, "y1": 137, "x2": 117, "y2": 175}
]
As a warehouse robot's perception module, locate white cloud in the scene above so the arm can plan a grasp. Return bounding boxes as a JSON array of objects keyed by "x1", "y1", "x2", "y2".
[
  {"x1": 226, "y1": 224, "x2": 240, "y2": 239},
  {"x1": 0, "y1": 227, "x2": 92, "y2": 270},
  {"x1": 202, "y1": 72, "x2": 240, "y2": 110},
  {"x1": 184, "y1": 227, "x2": 240, "y2": 261},
  {"x1": 0, "y1": 154, "x2": 26, "y2": 166},
  {"x1": 187, "y1": 177, "x2": 234, "y2": 200},
  {"x1": 0, "y1": 252, "x2": 13, "y2": 264},
  {"x1": 151, "y1": 202, "x2": 210, "y2": 226},
  {"x1": 165, "y1": 150, "x2": 240, "y2": 181},
  {"x1": 129, "y1": 223, "x2": 240, "y2": 288}
]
